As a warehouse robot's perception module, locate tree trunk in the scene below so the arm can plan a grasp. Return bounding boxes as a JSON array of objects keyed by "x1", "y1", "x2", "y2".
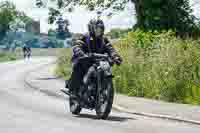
[{"x1": 131, "y1": 0, "x2": 145, "y2": 28}]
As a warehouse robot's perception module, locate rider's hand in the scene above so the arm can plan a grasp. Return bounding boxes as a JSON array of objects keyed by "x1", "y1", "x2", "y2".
[{"x1": 114, "y1": 56, "x2": 123, "y2": 65}]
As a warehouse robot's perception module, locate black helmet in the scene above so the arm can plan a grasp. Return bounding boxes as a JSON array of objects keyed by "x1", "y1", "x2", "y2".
[{"x1": 88, "y1": 19, "x2": 105, "y2": 37}]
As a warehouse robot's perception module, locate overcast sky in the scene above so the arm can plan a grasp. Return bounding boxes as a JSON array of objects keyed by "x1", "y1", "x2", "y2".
[{"x1": 1, "y1": 0, "x2": 200, "y2": 33}]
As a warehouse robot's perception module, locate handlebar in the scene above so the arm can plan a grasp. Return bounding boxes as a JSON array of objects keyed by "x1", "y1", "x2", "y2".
[
  {"x1": 78, "y1": 53, "x2": 113, "y2": 65},
  {"x1": 89, "y1": 53, "x2": 109, "y2": 58}
]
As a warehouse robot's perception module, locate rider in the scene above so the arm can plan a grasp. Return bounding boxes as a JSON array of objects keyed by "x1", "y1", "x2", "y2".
[
  {"x1": 22, "y1": 43, "x2": 28, "y2": 59},
  {"x1": 22, "y1": 42, "x2": 31, "y2": 59},
  {"x1": 69, "y1": 18, "x2": 123, "y2": 97}
]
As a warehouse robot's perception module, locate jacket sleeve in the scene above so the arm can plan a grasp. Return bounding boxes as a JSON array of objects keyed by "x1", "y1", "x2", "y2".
[
  {"x1": 72, "y1": 40, "x2": 86, "y2": 58},
  {"x1": 104, "y1": 37, "x2": 120, "y2": 58},
  {"x1": 72, "y1": 35, "x2": 85, "y2": 58}
]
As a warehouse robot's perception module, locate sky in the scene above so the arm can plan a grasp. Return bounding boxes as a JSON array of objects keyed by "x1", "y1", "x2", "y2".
[{"x1": 1, "y1": 0, "x2": 200, "y2": 33}]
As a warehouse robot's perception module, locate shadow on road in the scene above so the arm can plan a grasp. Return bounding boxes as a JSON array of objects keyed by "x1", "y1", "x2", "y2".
[
  {"x1": 36, "y1": 77, "x2": 60, "y2": 80},
  {"x1": 75, "y1": 113, "x2": 136, "y2": 122}
]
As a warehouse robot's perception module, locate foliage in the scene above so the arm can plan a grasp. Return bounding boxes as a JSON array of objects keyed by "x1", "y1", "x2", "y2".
[
  {"x1": 37, "y1": 0, "x2": 129, "y2": 14},
  {"x1": 133, "y1": 0, "x2": 200, "y2": 37},
  {"x1": 48, "y1": 29, "x2": 57, "y2": 37},
  {"x1": 0, "y1": 30, "x2": 66, "y2": 49},
  {"x1": 0, "y1": 52, "x2": 16, "y2": 62},
  {"x1": 112, "y1": 30, "x2": 200, "y2": 104},
  {"x1": 36, "y1": 0, "x2": 200, "y2": 37},
  {"x1": 54, "y1": 48, "x2": 72, "y2": 80},
  {"x1": 25, "y1": 35, "x2": 65, "y2": 48},
  {"x1": 0, "y1": 1, "x2": 18, "y2": 39},
  {"x1": 48, "y1": 16, "x2": 71, "y2": 40},
  {"x1": 36, "y1": 0, "x2": 131, "y2": 24},
  {"x1": 0, "y1": 1, "x2": 35, "y2": 50},
  {"x1": 0, "y1": 1, "x2": 31, "y2": 36},
  {"x1": 106, "y1": 28, "x2": 131, "y2": 39},
  {"x1": 18, "y1": 12, "x2": 33, "y2": 25}
]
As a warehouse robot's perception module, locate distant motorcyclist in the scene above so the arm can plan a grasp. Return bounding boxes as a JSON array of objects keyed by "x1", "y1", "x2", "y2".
[
  {"x1": 68, "y1": 18, "x2": 123, "y2": 98},
  {"x1": 22, "y1": 43, "x2": 31, "y2": 60}
]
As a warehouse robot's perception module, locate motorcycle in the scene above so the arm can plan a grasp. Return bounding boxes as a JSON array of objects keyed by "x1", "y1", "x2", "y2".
[{"x1": 61, "y1": 53, "x2": 115, "y2": 119}]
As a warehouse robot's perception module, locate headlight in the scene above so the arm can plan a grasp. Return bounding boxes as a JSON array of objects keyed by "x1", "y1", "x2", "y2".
[
  {"x1": 100, "y1": 61, "x2": 110, "y2": 70},
  {"x1": 99, "y1": 61, "x2": 112, "y2": 75}
]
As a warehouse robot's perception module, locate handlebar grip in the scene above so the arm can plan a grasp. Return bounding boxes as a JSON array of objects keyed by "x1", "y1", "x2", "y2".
[{"x1": 91, "y1": 53, "x2": 109, "y2": 58}]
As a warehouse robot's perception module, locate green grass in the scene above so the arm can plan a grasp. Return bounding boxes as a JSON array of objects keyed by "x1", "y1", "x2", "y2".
[
  {"x1": 55, "y1": 30, "x2": 200, "y2": 105},
  {"x1": 112, "y1": 30, "x2": 200, "y2": 105},
  {"x1": 0, "y1": 52, "x2": 17, "y2": 62},
  {"x1": 54, "y1": 48, "x2": 72, "y2": 80}
]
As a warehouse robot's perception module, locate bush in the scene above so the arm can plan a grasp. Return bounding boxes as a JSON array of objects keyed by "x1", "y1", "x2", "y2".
[
  {"x1": 113, "y1": 30, "x2": 200, "y2": 104},
  {"x1": 106, "y1": 28, "x2": 131, "y2": 39},
  {"x1": 0, "y1": 52, "x2": 17, "y2": 62},
  {"x1": 54, "y1": 48, "x2": 72, "y2": 80}
]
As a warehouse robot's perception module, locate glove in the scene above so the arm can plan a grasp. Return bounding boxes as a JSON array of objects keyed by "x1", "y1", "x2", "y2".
[{"x1": 113, "y1": 56, "x2": 123, "y2": 65}]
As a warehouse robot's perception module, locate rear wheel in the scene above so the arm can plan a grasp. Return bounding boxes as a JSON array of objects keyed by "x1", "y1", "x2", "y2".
[
  {"x1": 69, "y1": 95, "x2": 82, "y2": 115},
  {"x1": 96, "y1": 78, "x2": 114, "y2": 119}
]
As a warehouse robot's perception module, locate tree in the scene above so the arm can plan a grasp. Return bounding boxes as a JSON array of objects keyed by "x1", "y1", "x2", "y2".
[
  {"x1": 48, "y1": 29, "x2": 57, "y2": 37},
  {"x1": 36, "y1": 0, "x2": 199, "y2": 36},
  {"x1": 0, "y1": 1, "x2": 18, "y2": 40},
  {"x1": 17, "y1": 12, "x2": 33, "y2": 26},
  {"x1": 56, "y1": 16, "x2": 71, "y2": 39},
  {"x1": 133, "y1": 0, "x2": 197, "y2": 34},
  {"x1": 133, "y1": 0, "x2": 200, "y2": 37},
  {"x1": 37, "y1": 0, "x2": 129, "y2": 23},
  {"x1": 0, "y1": 1, "x2": 32, "y2": 40}
]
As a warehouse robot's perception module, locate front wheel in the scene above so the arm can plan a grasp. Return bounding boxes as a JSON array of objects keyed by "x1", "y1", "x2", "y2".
[
  {"x1": 96, "y1": 78, "x2": 114, "y2": 119},
  {"x1": 69, "y1": 95, "x2": 82, "y2": 115}
]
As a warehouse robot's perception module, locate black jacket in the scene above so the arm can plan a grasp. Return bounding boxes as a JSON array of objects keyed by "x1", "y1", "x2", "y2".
[{"x1": 71, "y1": 34, "x2": 120, "y2": 64}]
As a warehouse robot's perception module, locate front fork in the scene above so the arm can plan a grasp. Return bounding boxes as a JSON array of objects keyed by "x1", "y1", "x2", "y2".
[
  {"x1": 96, "y1": 67, "x2": 106, "y2": 106},
  {"x1": 96, "y1": 64, "x2": 113, "y2": 106}
]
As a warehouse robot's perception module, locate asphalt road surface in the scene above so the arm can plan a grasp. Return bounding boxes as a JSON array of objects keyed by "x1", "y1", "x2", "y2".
[{"x1": 0, "y1": 57, "x2": 200, "y2": 133}]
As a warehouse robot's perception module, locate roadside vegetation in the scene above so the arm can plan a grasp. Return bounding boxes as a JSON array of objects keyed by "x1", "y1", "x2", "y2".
[
  {"x1": 0, "y1": 52, "x2": 17, "y2": 62},
  {"x1": 106, "y1": 28, "x2": 132, "y2": 39},
  {"x1": 55, "y1": 48, "x2": 72, "y2": 80},
  {"x1": 112, "y1": 30, "x2": 200, "y2": 105}
]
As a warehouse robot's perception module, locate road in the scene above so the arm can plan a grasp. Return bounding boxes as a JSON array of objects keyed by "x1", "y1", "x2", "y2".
[{"x1": 0, "y1": 57, "x2": 200, "y2": 133}]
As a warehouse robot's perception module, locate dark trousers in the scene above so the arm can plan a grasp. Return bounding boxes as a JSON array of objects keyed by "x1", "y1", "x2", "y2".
[
  {"x1": 23, "y1": 49, "x2": 31, "y2": 59},
  {"x1": 69, "y1": 60, "x2": 92, "y2": 93}
]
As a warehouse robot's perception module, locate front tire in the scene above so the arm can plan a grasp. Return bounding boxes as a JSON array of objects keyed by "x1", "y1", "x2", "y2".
[
  {"x1": 96, "y1": 78, "x2": 114, "y2": 119},
  {"x1": 69, "y1": 95, "x2": 82, "y2": 115}
]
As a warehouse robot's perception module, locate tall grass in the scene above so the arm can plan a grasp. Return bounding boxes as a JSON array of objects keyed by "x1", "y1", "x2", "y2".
[
  {"x1": 55, "y1": 48, "x2": 72, "y2": 80},
  {"x1": 113, "y1": 30, "x2": 200, "y2": 105},
  {"x1": 55, "y1": 30, "x2": 200, "y2": 105}
]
